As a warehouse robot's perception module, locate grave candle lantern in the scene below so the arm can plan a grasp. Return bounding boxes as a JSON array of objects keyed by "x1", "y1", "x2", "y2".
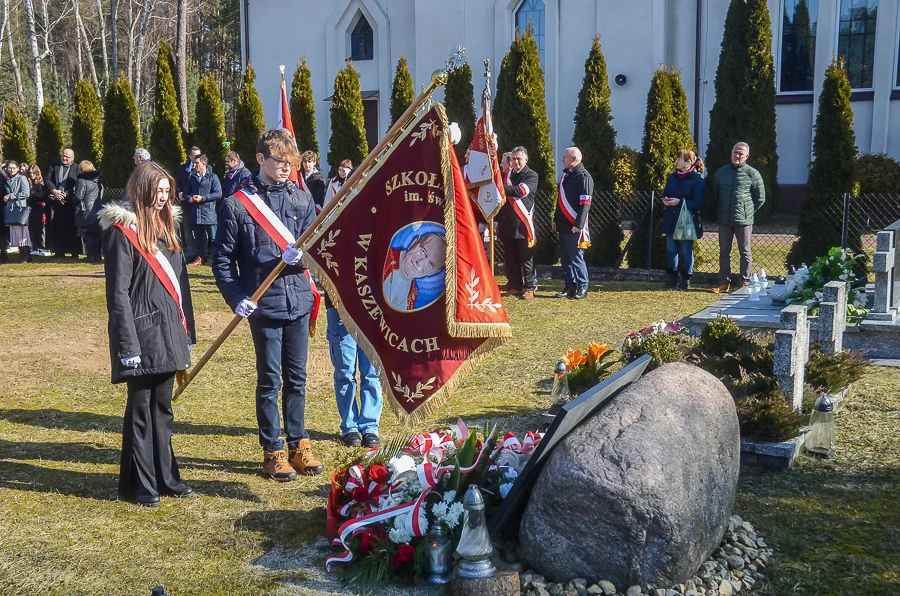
[
  {"x1": 550, "y1": 360, "x2": 572, "y2": 405},
  {"x1": 805, "y1": 394, "x2": 835, "y2": 459},
  {"x1": 424, "y1": 524, "x2": 452, "y2": 584},
  {"x1": 455, "y1": 485, "x2": 496, "y2": 578}
]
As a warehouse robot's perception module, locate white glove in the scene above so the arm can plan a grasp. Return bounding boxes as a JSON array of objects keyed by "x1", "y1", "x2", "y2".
[
  {"x1": 188, "y1": 344, "x2": 195, "y2": 351},
  {"x1": 282, "y1": 247, "x2": 303, "y2": 266},
  {"x1": 235, "y1": 298, "x2": 257, "y2": 318},
  {"x1": 448, "y1": 122, "x2": 462, "y2": 145},
  {"x1": 121, "y1": 356, "x2": 142, "y2": 368}
]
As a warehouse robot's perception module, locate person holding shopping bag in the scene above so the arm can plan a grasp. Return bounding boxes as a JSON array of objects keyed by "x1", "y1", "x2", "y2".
[{"x1": 661, "y1": 150, "x2": 705, "y2": 291}]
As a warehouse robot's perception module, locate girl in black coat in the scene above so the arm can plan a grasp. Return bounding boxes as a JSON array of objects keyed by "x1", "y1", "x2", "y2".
[{"x1": 99, "y1": 162, "x2": 197, "y2": 507}]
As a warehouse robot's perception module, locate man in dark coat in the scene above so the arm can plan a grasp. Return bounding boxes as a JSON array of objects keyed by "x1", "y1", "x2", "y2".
[
  {"x1": 212, "y1": 128, "x2": 324, "y2": 481},
  {"x1": 497, "y1": 146, "x2": 539, "y2": 300},
  {"x1": 300, "y1": 150, "x2": 326, "y2": 209},
  {"x1": 222, "y1": 150, "x2": 253, "y2": 198},
  {"x1": 177, "y1": 146, "x2": 201, "y2": 261},
  {"x1": 186, "y1": 154, "x2": 222, "y2": 264},
  {"x1": 552, "y1": 147, "x2": 593, "y2": 299},
  {"x1": 46, "y1": 148, "x2": 80, "y2": 258}
]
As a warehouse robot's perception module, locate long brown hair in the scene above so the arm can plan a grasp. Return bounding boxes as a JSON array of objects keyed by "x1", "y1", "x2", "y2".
[{"x1": 127, "y1": 162, "x2": 180, "y2": 254}]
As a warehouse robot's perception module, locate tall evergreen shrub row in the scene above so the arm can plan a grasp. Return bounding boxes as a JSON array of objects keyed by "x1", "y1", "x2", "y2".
[
  {"x1": 193, "y1": 76, "x2": 228, "y2": 177},
  {"x1": 494, "y1": 25, "x2": 556, "y2": 264},
  {"x1": 572, "y1": 35, "x2": 620, "y2": 266},
  {"x1": 233, "y1": 64, "x2": 266, "y2": 172},
  {"x1": 327, "y1": 62, "x2": 368, "y2": 178},
  {"x1": 290, "y1": 59, "x2": 318, "y2": 154},
  {"x1": 150, "y1": 41, "x2": 187, "y2": 175},
  {"x1": 789, "y1": 58, "x2": 860, "y2": 266},
  {"x1": 35, "y1": 102, "x2": 65, "y2": 171},
  {"x1": 72, "y1": 79, "x2": 104, "y2": 165},
  {"x1": 389, "y1": 55, "x2": 415, "y2": 126},
  {"x1": 2, "y1": 105, "x2": 34, "y2": 164},
  {"x1": 102, "y1": 76, "x2": 142, "y2": 188},
  {"x1": 444, "y1": 62, "x2": 475, "y2": 163},
  {"x1": 705, "y1": 0, "x2": 779, "y2": 219}
]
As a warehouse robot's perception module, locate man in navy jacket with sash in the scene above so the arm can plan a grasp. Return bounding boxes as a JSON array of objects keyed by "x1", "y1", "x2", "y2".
[
  {"x1": 552, "y1": 147, "x2": 593, "y2": 299},
  {"x1": 212, "y1": 129, "x2": 324, "y2": 482},
  {"x1": 497, "y1": 146, "x2": 539, "y2": 300}
]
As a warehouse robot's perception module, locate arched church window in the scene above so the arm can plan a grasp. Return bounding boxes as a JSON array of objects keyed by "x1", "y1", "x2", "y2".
[
  {"x1": 516, "y1": 0, "x2": 545, "y2": 70},
  {"x1": 351, "y1": 14, "x2": 374, "y2": 61}
]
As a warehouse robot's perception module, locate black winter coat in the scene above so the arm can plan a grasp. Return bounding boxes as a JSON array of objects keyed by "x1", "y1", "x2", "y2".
[
  {"x1": 46, "y1": 161, "x2": 78, "y2": 197},
  {"x1": 554, "y1": 164, "x2": 593, "y2": 234},
  {"x1": 175, "y1": 161, "x2": 193, "y2": 200},
  {"x1": 212, "y1": 176, "x2": 316, "y2": 320},
  {"x1": 497, "y1": 166, "x2": 539, "y2": 240},
  {"x1": 187, "y1": 170, "x2": 223, "y2": 225},
  {"x1": 74, "y1": 170, "x2": 104, "y2": 231},
  {"x1": 303, "y1": 170, "x2": 326, "y2": 209},
  {"x1": 100, "y1": 202, "x2": 196, "y2": 384},
  {"x1": 222, "y1": 166, "x2": 253, "y2": 198},
  {"x1": 661, "y1": 170, "x2": 705, "y2": 236}
]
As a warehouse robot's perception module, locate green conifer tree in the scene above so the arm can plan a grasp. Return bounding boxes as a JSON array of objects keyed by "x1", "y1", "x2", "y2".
[
  {"x1": 290, "y1": 58, "x2": 318, "y2": 154},
  {"x1": 572, "y1": 36, "x2": 621, "y2": 267},
  {"x1": 789, "y1": 58, "x2": 860, "y2": 266},
  {"x1": 72, "y1": 79, "x2": 104, "y2": 165},
  {"x1": 327, "y1": 62, "x2": 367, "y2": 178},
  {"x1": 102, "y1": 76, "x2": 142, "y2": 188},
  {"x1": 233, "y1": 64, "x2": 267, "y2": 172},
  {"x1": 2, "y1": 105, "x2": 34, "y2": 164},
  {"x1": 161, "y1": 41, "x2": 184, "y2": 133},
  {"x1": 629, "y1": 69, "x2": 675, "y2": 269},
  {"x1": 444, "y1": 62, "x2": 476, "y2": 162},
  {"x1": 35, "y1": 102, "x2": 65, "y2": 172},
  {"x1": 705, "y1": 0, "x2": 779, "y2": 219},
  {"x1": 493, "y1": 25, "x2": 556, "y2": 263},
  {"x1": 668, "y1": 68, "x2": 695, "y2": 152},
  {"x1": 390, "y1": 55, "x2": 415, "y2": 126},
  {"x1": 193, "y1": 76, "x2": 228, "y2": 177},
  {"x1": 150, "y1": 41, "x2": 187, "y2": 175}
]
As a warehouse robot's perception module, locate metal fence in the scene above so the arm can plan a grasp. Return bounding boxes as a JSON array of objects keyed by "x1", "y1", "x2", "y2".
[{"x1": 494, "y1": 190, "x2": 900, "y2": 277}]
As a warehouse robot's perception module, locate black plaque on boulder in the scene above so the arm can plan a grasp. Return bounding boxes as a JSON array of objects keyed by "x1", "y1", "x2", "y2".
[{"x1": 488, "y1": 355, "x2": 651, "y2": 537}]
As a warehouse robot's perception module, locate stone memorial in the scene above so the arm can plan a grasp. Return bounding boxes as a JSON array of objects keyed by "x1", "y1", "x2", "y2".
[
  {"x1": 818, "y1": 281, "x2": 847, "y2": 355},
  {"x1": 868, "y1": 222, "x2": 899, "y2": 322},
  {"x1": 774, "y1": 305, "x2": 809, "y2": 411},
  {"x1": 518, "y1": 363, "x2": 740, "y2": 587}
]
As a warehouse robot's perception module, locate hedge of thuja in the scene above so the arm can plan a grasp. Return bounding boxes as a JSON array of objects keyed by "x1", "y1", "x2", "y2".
[
  {"x1": 290, "y1": 58, "x2": 318, "y2": 155},
  {"x1": 389, "y1": 55, "x2": 414, "y2": 127},
  {"x1": 72, "y1": 80, "x2": 103, "y2": 165},
  {"x1": 327, "y1": 62, "x2": 367, "y2": 179},
  {"x1": 445, "y1": 62, "x2": 475, "y2": 164},
  {"x1": 150, "y1": 41, "x2": 186, "y2": 175},
  {"x1": 233, "y1": 64, "x2": 266, "y2": 172},
  {"x1": 35, "y1": 102, "x2": 65, "y2": 171},
  {"x1": 3, "y1": 104, "x2": 34, "y2": 165}
]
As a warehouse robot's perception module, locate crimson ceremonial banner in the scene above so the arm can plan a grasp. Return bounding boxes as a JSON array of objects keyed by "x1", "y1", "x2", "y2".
[{"x1": 303, "y1": 103, "x2": 511, "y2": 423}]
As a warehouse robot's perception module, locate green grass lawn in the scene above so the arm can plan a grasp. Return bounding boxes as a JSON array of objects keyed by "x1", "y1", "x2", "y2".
[{"x1": 0, "y1": 261, "x2": 898, "y2": 595}]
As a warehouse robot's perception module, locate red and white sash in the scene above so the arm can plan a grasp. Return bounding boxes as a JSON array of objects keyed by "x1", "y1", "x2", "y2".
[
  {"x1": 114, "y1": 223, "x2": 189, "y2": 335},
  {"x1": 557, "y1": 173, "x2": 591, "y2": 249},
  {"x1": 505, "y1": 169, "x2": 536, "y2": 248},
  {"x1": 232, "y1": 190, "x2": 321, "y2": 326}
]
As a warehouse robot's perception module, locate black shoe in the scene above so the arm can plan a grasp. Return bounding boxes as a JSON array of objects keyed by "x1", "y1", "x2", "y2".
[
  {"x1": 665, "y1": 269, "x2": 678, "y2": 288},
  {"x1": 136, "y1": 493, "x2": 161, "y2": 507},
  {"x1": 361, "y1": 433, "x2": 380, "y2": 448},
  {"x1": 574, "y1": 288, "x2": 588, "y2": 299},
  {"x1": 341, "y1": 432, "x2": 362, "y2": 447},
  {"x1": 677, "y1": 273, "x2": 691, "y2": 291},
  {"x1": 554, "y1": 290, "x2": 574, "y2": 299},
  {"x1": 166, "y1": 485, "x2": 195, "y2": 499}
]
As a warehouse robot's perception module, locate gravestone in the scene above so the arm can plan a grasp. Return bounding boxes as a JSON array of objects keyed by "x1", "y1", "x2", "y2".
[
  {"x1": 774, "y1": 305, "x2": 809, "y2": 411},
  {"x1": 868, "y1": 223, "x2": 899, "y2": 322},
  {"x1": 818, "y1": 281, "x2": 847, "y2": 355}
]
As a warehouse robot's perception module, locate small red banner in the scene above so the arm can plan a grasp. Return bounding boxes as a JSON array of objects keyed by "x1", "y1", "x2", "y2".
[{"x1": 304, "y1": 104, "x2": 511, "y2": 422}]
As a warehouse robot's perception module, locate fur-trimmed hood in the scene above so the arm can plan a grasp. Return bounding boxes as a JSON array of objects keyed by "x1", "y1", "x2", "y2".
[{"x1": 98, "y1": 201, "x2": 182, "y2": 230}]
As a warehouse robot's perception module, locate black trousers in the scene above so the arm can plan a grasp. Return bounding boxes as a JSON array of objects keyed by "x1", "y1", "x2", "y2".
[
  {"x1": 501, "y1": 238, "x2": 535, "y2": 292},
  {"x1": 119, "y1": 372, "x2": 186, "y2": 499},
  {"x1": 82, "y1": 231, "x2": 102, "y2": 262}
]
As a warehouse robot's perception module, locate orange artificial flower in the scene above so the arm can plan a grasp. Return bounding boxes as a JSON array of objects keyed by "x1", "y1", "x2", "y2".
[
  {"x1": 563, "y1": 349, "x2": 587, "y2": 371},
  {"x1": 588, "y1": 342, "x2": 612, "y2": 362}
]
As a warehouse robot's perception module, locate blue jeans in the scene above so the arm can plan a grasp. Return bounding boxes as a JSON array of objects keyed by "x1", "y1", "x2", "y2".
[
  {"x1": 193, "y1": 223, "x2": 217, "y2": 260},
  {"x1": 666, "y1": 236, "x2": 694, "y2": 275},
  {"x1": 248, "y1": 314, "x2": 310, "y2": 451},
  {"x1": 559, "y1": 232, "x2": 589, "y2": 291},
  {"x1": 326, "y1": 308, "x2": 382, "y2": 437}
]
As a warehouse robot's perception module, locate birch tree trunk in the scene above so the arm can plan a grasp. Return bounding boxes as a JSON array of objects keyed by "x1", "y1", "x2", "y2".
[
  {"x1": 126, "y1": 0, "x2": 136, "y2": 87},
  {"x1": 40, "y1": 0, "x2": 58, "y2": 89},
  {"x1": 95, "y1": 0, "x2": 109, "y2": 88},
  {"x1": 74, "y1": 0, "x2": 100, "y2": 90},
  {"x1": 23, "y1": 0, "x2": 43, "y2": 117},
  {"x1": 4, "y1": 0, "x2": 26, "y2": 105},
  {"x1": 75, "y1": 12, "x2": 84, "y2": 80},
  {"x1": 110, "y1": 0, "x2": 117, "y2": 81},
  {"x1": 176, "y1": 0, "x2": 188, "y2": 129},
  {"x1": 133, "y1": 0, "x2": 156, "y2": 108}
]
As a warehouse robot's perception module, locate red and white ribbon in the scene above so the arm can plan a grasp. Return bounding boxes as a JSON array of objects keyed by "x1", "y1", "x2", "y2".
[
  {"x1": 505, "y1": 170, "x2": 536, "y2": 248},
  {"x1": 557, "y1": 173, "x2": 591, "y2": 249}
]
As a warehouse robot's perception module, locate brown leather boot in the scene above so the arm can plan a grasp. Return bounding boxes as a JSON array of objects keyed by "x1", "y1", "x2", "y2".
[
  {"x1": 263, "y1": 448, "x2": 297, "y2": 482},
  {"x1": 289, "y1": 438, "x2": 324, "y2": 476}
]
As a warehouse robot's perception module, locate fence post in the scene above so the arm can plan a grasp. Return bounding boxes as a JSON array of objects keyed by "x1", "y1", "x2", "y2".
[
  {"x1": 841, "y1": 192, "x2": 851, "y2": 250},
  {"x1": 646, "y1": 191, "x2": 655, "y2": 272}
]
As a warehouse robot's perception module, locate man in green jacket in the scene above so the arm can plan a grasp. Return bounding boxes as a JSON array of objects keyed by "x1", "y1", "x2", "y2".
[{"x1": 709, "y1": 142, "x2": 765, "y2": 293}]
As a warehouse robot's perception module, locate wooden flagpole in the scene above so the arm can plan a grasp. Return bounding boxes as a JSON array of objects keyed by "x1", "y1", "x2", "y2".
[
  {"x1": 488, "y1": 215, "x2": 495, "y2": 275},
  {"x1": 173, "y1": 68, "x2": 450, "y2": 400}
]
